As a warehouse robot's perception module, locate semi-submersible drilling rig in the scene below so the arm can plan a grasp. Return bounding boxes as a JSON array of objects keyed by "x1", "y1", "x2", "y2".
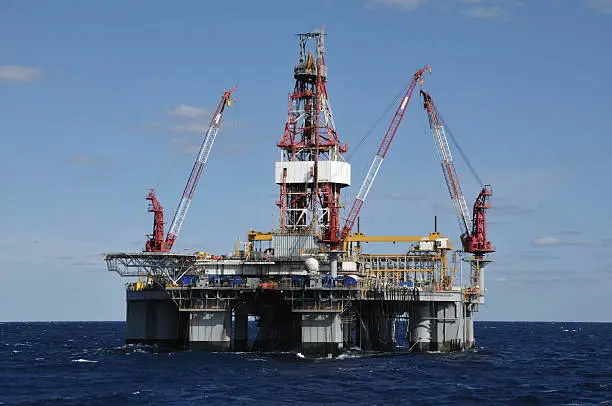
[{"x1": 104, "y1": 28, "x2": 494, "y2": 355}]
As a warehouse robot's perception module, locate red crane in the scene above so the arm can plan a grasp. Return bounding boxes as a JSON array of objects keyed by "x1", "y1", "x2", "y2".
[
  {"x1": 145, "y1": 87, "x2": 236, "y2": 252},
  {"x1": 145, "y1": 190, "x2": 165, "y2": 252},
  {"x1": 336, "y1": 66, "x2": 431, "y2": 246},
  {"x1": 420, "y1": 90, "x2": 494, "y2": 255}
]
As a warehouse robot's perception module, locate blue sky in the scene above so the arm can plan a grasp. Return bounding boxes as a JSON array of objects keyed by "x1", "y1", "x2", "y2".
[{"x1": 1, "y1": 0, "x2": 611, "y2": 322}]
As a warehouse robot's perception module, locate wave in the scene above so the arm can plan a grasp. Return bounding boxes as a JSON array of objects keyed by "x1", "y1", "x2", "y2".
[{"x1": 71, "y1": 358, "x2": 98, "y2": 363}]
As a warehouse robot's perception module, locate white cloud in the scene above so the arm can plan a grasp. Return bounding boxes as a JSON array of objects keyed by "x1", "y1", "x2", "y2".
[
  {"x1": 532, "y1": 236, "x2": 598, "y2": 247},
  {"x1": 532, "y1": 236, "x2": 564, "y2": 246},
  {"x1": 171, "y1": 139, "x2": 200, "y2": 156},
  {"x1": 170, "y1": 122, "x2": 205, "y2": 134},
  {"x1": 0, "y1": 65, "x2": 41, "y2": 83},
  {"x1": 585, "y1": 0, "x2": 612, "y2": 13},
  {"x1": 168, "y1": 104, "x2": 210, "y2": 118},
  {"x1": 366, "y1": 0, "x2": 426, "y2": 11},
  {"x1": 463, "y1": 5, "x2": 507, "y2": 19}
]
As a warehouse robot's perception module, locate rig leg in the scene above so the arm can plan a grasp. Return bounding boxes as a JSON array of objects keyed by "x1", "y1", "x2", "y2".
[
  {"x1": 188, "y1": 308, "x2": 232, "y2": 351},
  {"x1": 341, "y1": 310, "x2": 353, "y2": 349},
  {"x1": 300, "y1": 313, "x2": 343, "y2": 356},
  {"x1": 409, "y1": 303, "x2": 433, "y2": 352},
  {"x1": 233, "y1": 306, "x2": 249, "y2": 352},
  {"x1": 329, "y1": 252, "x2": 339, "y2": 277},
  {"x1": 465, "y1": 305, "x2": 475, "y2": 349},
  {"x1": 126, "y1": 290, "x2": 185, "y2": 347},
  {"x1": 409, "y1": 299, "x2": 471, "y2": 352}
]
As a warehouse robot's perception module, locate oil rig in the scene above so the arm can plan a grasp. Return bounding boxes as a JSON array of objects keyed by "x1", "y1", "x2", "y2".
[{"x1": 104, "y1": 28, "x2": 494, "y2": 355}]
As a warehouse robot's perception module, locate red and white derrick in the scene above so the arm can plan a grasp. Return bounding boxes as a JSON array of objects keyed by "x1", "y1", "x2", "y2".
[{"x1": 275, "y1": 28, "x2": 349, "y2": 242}]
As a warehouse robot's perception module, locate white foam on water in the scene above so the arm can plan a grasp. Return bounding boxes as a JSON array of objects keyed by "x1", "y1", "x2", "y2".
[
  {"x1": 336, "y1": 352, "x2": 365, "y2": 360},
  {"x1": 72, "y1": 358, "x2": 98, "y2": 363}
]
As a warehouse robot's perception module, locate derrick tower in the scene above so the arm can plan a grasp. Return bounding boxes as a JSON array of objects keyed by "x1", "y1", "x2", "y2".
[{"x1": 275, "y1": 28, "x2": 350, "y2": 243}]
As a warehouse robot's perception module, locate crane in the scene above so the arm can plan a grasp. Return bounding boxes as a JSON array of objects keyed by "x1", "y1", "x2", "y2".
[
  {"x1": 337, "y1": 66, "x2": 431, "y2": 246},
  {"x1": 145, "y1": 87, "x2": 236, "y2": 252},
  {"x1": 420, "y1": 89, "x2": 494, "y2": 255}
]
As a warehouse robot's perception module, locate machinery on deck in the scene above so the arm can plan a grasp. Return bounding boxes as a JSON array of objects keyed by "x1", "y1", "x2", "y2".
[{"x1": 145, "y1": 88, "x2": 236, "y2": 252}]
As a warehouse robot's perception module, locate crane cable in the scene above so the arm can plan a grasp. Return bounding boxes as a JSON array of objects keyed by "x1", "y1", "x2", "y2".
[
  {"x1": 340, "y1": 83, "x2": 411, "y2": 213},
  {"x1": 434, "y1": 106, "x2": 484, "y2": 189},
  {"x1": 345, "y1": 83, "x2": 409, "y2": 162}
]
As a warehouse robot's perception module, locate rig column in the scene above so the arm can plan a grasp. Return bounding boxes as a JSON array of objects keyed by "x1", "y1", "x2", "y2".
[
  {"x1": 465, "y1": 304, "x2": 475, "y2": 349},
  {"x1": 300, "y1": 312, "x2": 343, "y2": 356},
  {"x1": 409, "y1": 303, "x2": 432, "y2": 352},
  {"x1": 233, "y1": 306, "x2": 249, "y2": 352},
  {"x1": 341, "y1": 311, "x2": 353, "y2": 349},
  {"x1": 126, "y1": 290, "x2": 185, "y2": 346},
  {"x1": 189, "y1": 308, "x2": 233, "y2": 351},
  {"x1": 329, "y1": 252, "x2": 339, "y2": 278}
]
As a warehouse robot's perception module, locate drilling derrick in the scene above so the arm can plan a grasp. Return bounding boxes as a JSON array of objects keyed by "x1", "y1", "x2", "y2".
[{"x1": 276, "y1": 28, "x2": 350, "y2": 242}]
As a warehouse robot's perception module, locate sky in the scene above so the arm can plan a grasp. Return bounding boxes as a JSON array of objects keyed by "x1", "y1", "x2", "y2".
[{"x1": 1, "y1": 0, "x2": 611, "y2": 322}]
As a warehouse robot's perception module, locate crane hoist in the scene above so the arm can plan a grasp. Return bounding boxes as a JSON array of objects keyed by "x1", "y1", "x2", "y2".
[
  {"x1": 419, "y1": 89, "x2": 494, "y2": 256},
  {"x1": 335, "y1": 66, "x2": 432, "y2": 248},
  {"x1": 145, "y1": 87, "x2": 236, "y2": 252}
]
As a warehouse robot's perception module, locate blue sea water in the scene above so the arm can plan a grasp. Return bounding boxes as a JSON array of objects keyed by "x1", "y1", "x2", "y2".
[{"x1": 0, "y1": 322, "x2": 610, "y2": 405}]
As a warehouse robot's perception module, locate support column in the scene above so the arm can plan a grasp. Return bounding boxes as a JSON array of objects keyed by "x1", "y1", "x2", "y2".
[
  {"x1": 357, "y1": 314, "x2": 371, "y2": 350},
  {"x1": 126, "y1": 290, "x2": 185, "y2": 347},
  {"x1": 409, "y1": 303, "x2": 432, "y2": 352},
  {"x1": 341, "y1": 311, "x2": 352, "y2": 349},
  {"x1": 465, "y1": 305, "x2": 475, "y2": 349},
  {"x1": 301, "y1": 312, "x2": 343, "y2": 356},
  {"x1": 478, "y1": 269, "x2": 485, "y2": 293},
  {"x1": 433, "y1": 302, "x2": 462, "y2": 352},
  {"x1": 373, "y1": 317, "x2": 395, "y2": 351},
  {"x1": 329, "y1": 252, "x2": 338, "y2": 277},
  {"x1": 233, "y1": 307, "x2": 249, "y2": 352},
  {"x1": 189, "y1": 308, "x2": 232, "y2": 351}
]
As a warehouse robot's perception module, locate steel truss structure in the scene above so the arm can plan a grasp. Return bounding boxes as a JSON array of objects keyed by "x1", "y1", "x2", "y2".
[
  {"x1": 104, "y1": 252, "x2": 198, "y2": 281},
  {"x1": 276, "y1": 28, "x2": 347, "y2": 240}
]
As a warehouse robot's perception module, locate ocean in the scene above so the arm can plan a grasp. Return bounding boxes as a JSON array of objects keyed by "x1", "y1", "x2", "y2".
[{"x1": 1, "y1": 321, "x2": 610, "y2": 405}]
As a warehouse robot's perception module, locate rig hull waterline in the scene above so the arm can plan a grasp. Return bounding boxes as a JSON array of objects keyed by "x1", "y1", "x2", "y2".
[{"x1": 104, "y1": 28, "x2": 493, "y2": 356}]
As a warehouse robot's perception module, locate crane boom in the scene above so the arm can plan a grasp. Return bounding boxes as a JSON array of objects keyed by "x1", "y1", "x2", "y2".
[
  {"x1": 144, "y1": 88, "x2": 235, "y2": 252},
  {"x1": 338, "y1": 66, "x2": 431, "y2": 243},
  {"x1": 420, "y1": 90, "x2": 494, "y2": 255},
  {"x1": 162, "y1": 87, "x2": 236, "y2": 251},
  {"x1": 420, "y1": 90, "x2": 471, "y2": 237},
  {"x1": 145, "y1": 190, "x2": 165, "y2": 252}
]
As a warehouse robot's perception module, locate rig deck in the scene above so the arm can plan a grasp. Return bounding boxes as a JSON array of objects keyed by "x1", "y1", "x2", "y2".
[{"x1": 105, "y1": 243, "x2": 485, "y2": 355}]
